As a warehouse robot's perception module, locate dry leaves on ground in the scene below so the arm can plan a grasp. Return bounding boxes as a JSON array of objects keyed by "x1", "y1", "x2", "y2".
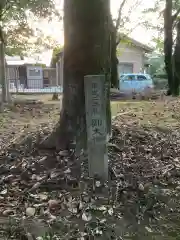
[{"x1": 0, "y1": 98, "x2": 180, "y2": 239}]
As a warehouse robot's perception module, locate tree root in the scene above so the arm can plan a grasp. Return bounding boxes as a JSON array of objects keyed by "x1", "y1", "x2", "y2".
[
  {"x1": 39, "y1": 132, "x2": 57, "y2": 150},
  {"x1": 39, "y1": 122, "x2": 72, "y2": 151}
]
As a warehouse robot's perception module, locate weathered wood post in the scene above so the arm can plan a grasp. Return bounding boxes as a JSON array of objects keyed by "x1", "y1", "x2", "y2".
[{"x1": 84, "y1": 75, "x2": 108, "y2": 180}]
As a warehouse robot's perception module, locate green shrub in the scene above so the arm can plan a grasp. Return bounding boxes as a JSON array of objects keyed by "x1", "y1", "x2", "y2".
[
  {"x1": 153, "y1": 78, "x2": 168, "y2": 89},
  {"x1": 153, "y1": 73, "x2": 167, "y2": 79}
]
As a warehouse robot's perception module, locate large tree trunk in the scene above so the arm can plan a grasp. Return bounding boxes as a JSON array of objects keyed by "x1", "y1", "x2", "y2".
[
  {"x1": 173, "y1": 20, "x2": 180, "y2": 96},
  {"x1": 44, "y1": 0, "x2": 111, "y2": 151},
  {"x1": 164, "y1": 0, "x2": 173, "y2": 95}
]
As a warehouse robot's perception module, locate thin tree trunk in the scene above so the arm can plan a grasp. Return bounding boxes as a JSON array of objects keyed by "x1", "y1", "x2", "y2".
[
  {"x1": 0, "y1": 5, "x2": 7, "y2": 103},
  {"x1": 110, "y1": 24, "x2": 119, "y2": 89},
  {"x1": 43, "y1": 0, "x2": 111, "y2": 151},
  {"x1": 164, "y1": 0, "x2": 173, "y2": 95},
  {"x1": 173, "y1": 20, "x2": 180, "y2": 96},
  {"x1": 0, "y1": 39, "x2": 7, "y2": 103}
]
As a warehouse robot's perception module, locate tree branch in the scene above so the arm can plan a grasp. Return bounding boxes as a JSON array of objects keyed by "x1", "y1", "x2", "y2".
[
  {"x1": 115, "y1": 0, "x2": 127, "y2": 32},
  {"x1": 116, "y1": 21, "x2": 140, "y2": 46}
]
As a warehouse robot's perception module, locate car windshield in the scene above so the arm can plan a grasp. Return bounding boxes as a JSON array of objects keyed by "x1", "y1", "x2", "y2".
[
  {"x1": 137, "y1": 75, "x2": 147, "y2": 81},
  {"x1": 123, "y1": 75, "x2": 136, "y2": 81},
  {"x1": 121, "y1": 74, "x2": 152, "y2": 81}
]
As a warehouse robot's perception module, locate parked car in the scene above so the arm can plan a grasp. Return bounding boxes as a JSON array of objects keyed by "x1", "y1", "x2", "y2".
[{"x1": 120, "y1": 73, "x2": 154, "y2": 93}]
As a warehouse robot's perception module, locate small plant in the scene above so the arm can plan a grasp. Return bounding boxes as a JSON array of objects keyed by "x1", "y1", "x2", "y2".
[
  {"x1": 52, "y1": 93, "x2": 59, "y2": 101},
  {"x1": 37, "y1": 231, "x2": 61, "y2": 240}
]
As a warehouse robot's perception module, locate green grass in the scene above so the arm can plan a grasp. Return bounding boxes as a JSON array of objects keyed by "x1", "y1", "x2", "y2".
[
  {"x1": 111, "y1": 101, "x2": 123, "y2": 117},
  {"x1": 111, "y1": 99, "x2": 180, "y2": 128}
]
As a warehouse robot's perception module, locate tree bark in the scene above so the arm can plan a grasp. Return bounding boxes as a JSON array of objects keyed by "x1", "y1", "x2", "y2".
[
  {"x1": 0, "y1": 35, "x2": 7, "y2": 103},
  {"x1": 44, "y1": 0, "x2": 111, "y2": 151},
  {"x1": 0, "y1": 3, "x2": 9, "y2": 104},
  {"x1": 164, "y1": 0, "x2": 173, "y2": 95},
  {"x1": 173, "y1": 20, "x2": 180, "y2": 96},
  {"x1": 110, "y1": 24, "x2": 119, "y2": 88}
]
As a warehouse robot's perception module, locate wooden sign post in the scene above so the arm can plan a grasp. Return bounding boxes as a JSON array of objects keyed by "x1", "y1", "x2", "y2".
[{"x1": 84, "y1": 75, "x2": 108, "y2": 180}]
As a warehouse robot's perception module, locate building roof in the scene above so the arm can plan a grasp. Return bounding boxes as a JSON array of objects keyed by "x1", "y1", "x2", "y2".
[
  {"x1": 118, "y1": 34, "x2": 153, "y2": 52},
  {"x1": 5, "y1": 56, "x2": 43, "y2": 66},
  {"x1": 5, "y1": 56, "x2": 24, "y2": 66}
]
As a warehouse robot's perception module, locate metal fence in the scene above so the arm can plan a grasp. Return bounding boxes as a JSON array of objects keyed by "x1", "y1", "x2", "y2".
[{"x1": 5, "y1": 66, "x2": 63, "y2": 94}]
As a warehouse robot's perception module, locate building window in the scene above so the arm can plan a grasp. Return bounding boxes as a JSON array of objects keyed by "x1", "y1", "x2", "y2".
[
  {"x1": 29, "y1": 69, "x2": 41, "y2": 77},
  {"x1": 118, "y1": 63, "x2": 133, "y2": 74}
]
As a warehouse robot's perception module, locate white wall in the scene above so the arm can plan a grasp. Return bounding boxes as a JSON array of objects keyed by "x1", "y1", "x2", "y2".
[
  {"x1": 117, "y1": 43, "x2": 145, "y2": 73},
  {"x1": 26, "y1": 66, "x2": 43, "y2": 89}
]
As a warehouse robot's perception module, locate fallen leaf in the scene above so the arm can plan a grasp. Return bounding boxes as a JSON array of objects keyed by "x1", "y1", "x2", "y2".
[
  {"x1": 26, "y1": 207, "x2": 36, "y2": 217},
  {"x1": 79, "y1": 201, "x2": 84, "y2": 210},
  {"x1": 30, "y1": 182, "x2": 41, "y2": 191},
  {"x1": 82, "y1": 212, "x2": 92, "y2": 222},
  {"x1": 145, "y1": 226, "x2": 153, "y2": 232},
  {"x1": 138, "y1": 183, "x2": 144, "y2": 191},
  {"x1": 31, "y1": 174, "x2": 37, "y2": 180},
  {"x1": 36, "y1": 237, "x2": 43, "y2": 240},
  {"x1": 100, "y1": 219, "x2": 107, "y2": 223},
  {"x1": 95, "y1": 228, "x2": 103, "y2": 236},
  {"x1": 48, "y1": 199, "x2": 59, "y2": 209},
  {"x1": 68, "y1": 207, "x2": 78, "y2": 214},
  {"x1": 98, "y1": 206, "x2": 107, "y2": 211},
  {"x1": 38, "y1": 193, "x2": 48, "y2": 201},
  {"x1": 59, "y1": 150, "x2": 69, "y2": 157},
  {"x1": 38, "y1": 156, "x2": 47, "y2": 164},
  {"x1": 108, "y1": 208, "x2": 114, "y2": 216},
  {"x1": 95, "y1": 181, "x2": 101, "y2": 187},
  {"x1": 47, "y1": 214, "x2": 57, "y2": 223},
  {"x1": 0, "y1": 189, "x2": 7, "y2": 195},
  {"x1": 64, "y1": 168, "x2": 71, "y2": 174},
  {"x1": 3, "y1": 209, "x2": 14, "y2": 216}
]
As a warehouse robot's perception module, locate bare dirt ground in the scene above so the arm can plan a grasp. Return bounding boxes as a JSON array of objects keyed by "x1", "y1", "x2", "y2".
[{"x1": 0, "y1": 95, "x2": 180, "y2": 239}]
